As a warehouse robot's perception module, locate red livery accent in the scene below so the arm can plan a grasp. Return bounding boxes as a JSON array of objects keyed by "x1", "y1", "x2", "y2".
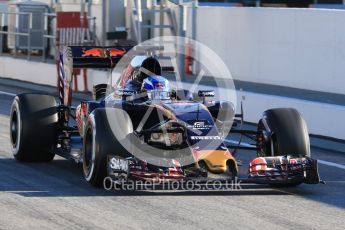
[
  {"x1": 82, "y1": 48, "x2": 103, "y2": 57},
  {"x1": 109, "y1": 48, "x2": 126, "y2": 57}
]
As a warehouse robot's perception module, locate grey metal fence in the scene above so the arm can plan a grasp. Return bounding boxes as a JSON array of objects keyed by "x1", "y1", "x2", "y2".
[{"x1": 0, "y1": 11, "x2": 33, "y2": 60}]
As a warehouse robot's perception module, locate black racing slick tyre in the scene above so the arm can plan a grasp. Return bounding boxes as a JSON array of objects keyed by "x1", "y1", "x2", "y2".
[
  {"x1": 258, "y1": 108, "x2": 310, "y2": 158},
  {"x1": 10, "y1": 93, "x2": 58, "y2": 162},
  {"x1": 83, "y1": 108, "x2": 133, "y2": 187}
]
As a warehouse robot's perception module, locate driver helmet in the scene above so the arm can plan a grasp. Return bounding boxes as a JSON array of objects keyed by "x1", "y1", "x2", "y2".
[
  {"x1": 138, "y1": 57, "x2": 162, "y2": 82},
  {"x1": 143, "y1": 76, "x2": 170, "y2": 91},
  {"x1": 143, "y1": 76, "x2": 170, "y2": 100}
]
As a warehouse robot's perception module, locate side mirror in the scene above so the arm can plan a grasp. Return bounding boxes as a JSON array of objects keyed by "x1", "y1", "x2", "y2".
[
  {"x1": 117, "y1": 89, "x2": 136, "y2": 97},
  {"x1": 198, "y1": 90, "x2": 215, "y2": 97},
  {"x1": 198, "y1": 90, "x2": 215, "y2": 103}
]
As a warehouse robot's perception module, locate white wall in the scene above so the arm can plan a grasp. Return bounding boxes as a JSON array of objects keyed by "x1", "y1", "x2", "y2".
[
  {"x1": 238, "y1": 91, "x2": 345, "y2": 140},
  {"x1": 196, "y1": 7, "x2": 345, "y2": 95},
  {"x1": 0, "y1": 56, "x2": 107, "y2": 91}
]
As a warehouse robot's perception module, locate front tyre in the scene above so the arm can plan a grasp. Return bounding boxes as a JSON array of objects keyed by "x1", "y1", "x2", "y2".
[
  {"x1": 258, "y1": 108, "x2": 310, "y2": 158},
  {"x1": 83, "y1": 108, "x2": 132, "y2": 187},
  {"x1": 257, "y1": 108, "x2": 310, "y2": 187}
]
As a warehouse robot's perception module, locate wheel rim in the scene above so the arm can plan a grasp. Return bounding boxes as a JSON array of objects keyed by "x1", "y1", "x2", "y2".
[
  {"x1": 10, "y1": 112, "x2": 18, "y2": 146},
  {"x1": 10, "y1": 102, "x2": 21, "y2": 154},
  {"x1": 83, "y1": 127, "x2": 95, "y2": 181}
]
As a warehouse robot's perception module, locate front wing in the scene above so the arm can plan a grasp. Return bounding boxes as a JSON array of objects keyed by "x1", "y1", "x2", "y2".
[{"x1": 107, "y1": 155, "x2": 321, "y2": 185}]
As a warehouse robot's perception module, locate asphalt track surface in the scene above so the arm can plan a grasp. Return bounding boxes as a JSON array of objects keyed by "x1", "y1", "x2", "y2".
[{"x1": 0, "y1": 81, "x2": 345, "y2": 230}]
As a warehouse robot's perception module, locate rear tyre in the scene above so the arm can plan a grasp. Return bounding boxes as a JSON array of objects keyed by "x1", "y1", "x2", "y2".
[
  {"x1": 83, "y1": 108, "x2": 133, "y2": 187},
  {"x1": 258, "y1": 108, "x2": 310, "y2": 158},
  {"x1": 10, "y1": 93, "x2": 58, "y2": 162}
]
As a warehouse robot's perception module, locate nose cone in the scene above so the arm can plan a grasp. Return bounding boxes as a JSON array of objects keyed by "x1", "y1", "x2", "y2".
[{"x1": 193, "y1": 149, "x2": 235, "y2": 174}]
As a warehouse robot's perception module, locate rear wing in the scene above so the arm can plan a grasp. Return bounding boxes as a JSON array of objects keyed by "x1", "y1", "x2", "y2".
[
  {"x1": 60, "y1": 45, "x2": 165, "y2": 69},
  {"x1": 60, "y1": 46, "x2": 133, "y2": 69},
  {"x1": 58, "y1": 46, "x2": 133, "y2": 108}
]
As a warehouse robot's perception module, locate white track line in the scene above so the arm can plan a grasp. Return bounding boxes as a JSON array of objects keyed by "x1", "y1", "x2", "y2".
[
  {"x1": 318, "y1": 160, "x2": 345, "y2": 170},
  {"x1": 0, "y1": 91, "x2": 16, "y2": 97},
  {"x1": 224, "y1": 139, "x2": 255, "y2": 147},
  {"x1": 225, "y1": 139, "x2": 345, "y2": 171}
]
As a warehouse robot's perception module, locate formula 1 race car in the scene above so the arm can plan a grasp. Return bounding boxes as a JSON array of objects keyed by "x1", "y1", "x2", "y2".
[{"x1": 9, "y1": 46, "x2": 321, "y2": 188}]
